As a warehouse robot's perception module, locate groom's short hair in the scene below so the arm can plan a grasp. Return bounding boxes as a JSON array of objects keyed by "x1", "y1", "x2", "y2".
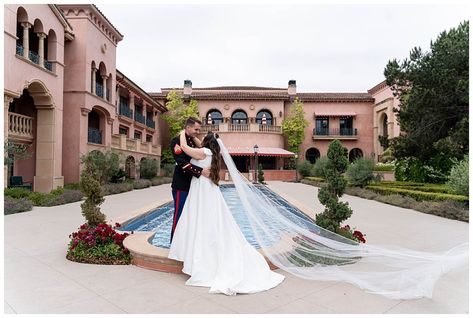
[{"x1": 185, "y1": 117, "x2": 202, "y2": 127}]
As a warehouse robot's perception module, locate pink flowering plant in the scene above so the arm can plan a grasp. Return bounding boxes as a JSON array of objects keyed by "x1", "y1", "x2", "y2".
[{"x1": 66, "y1": 222, "x2": 132, "y2": 265}]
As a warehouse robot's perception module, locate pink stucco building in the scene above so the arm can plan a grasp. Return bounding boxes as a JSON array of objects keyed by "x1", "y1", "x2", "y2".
[
  {"x1": 152, "y1": 80, "x2": 398, "y2": 180},
  {"x1": 4, "y1": 4, "x2": 165, "y2": 192},
  {"x1": 4, "y1": 4, "x2": 400, "y2": 191}
]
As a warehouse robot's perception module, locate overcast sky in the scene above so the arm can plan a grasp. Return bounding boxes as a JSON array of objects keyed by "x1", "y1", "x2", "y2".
[{"x1": 98, "y1": 3, "x2": 468, "y2": 93}]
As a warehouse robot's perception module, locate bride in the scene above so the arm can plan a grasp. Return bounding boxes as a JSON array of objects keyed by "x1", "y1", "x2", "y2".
[
  {"x1": 168, "y1": 131, "x2": 285, "y2": 295},
  {"x1": 169, "y1": 131, "x2": 468, "y2": 299}
]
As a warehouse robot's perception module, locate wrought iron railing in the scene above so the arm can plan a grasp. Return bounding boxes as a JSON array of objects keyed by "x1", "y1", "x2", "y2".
[
  {"x1": 119, "y1": 104, "x2": 133, "y2": 119},
  {"x1": 95, "y1": 83, "x2": 104, "y2": 98},
  {"x1": 44, "y1": 60, "x2": 52, "y2": 71},
  {"x1": 313, "y1": 128, "x2": 358, "y2": 136},
  {"x1": 16, "y1": 43, "x2": 24, "y2": 56},
  {"x1": 134, "y1": 112, "x2": 146, "y2": 125},
  {"x1": 146, "y1": 118, "x2": 156, "y2": 129},
  {"x1": 28, "y1": 50, "x2": 39, "y2": 64},
  {"x1": 88, "y1": 127, "x2": 102, "y2": 144}
]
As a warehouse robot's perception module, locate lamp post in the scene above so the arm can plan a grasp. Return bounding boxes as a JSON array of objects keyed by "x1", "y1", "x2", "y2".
[
  {"x1": 294, "y1": 153, "x2": 299, "y2": 182},
  {"x1": 254, "y1": 144, "x2": 259, "y2": 184}
]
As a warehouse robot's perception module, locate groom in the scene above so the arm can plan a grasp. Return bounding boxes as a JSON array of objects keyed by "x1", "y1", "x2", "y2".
[{"x1": 170, "y1": 117, "x2": 210, "y2": 243}]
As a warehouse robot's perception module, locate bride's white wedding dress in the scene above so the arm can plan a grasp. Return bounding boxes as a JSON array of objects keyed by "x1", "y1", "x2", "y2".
[{"x1": 168, "y1": 147, "x2": 285, "y2": 295}]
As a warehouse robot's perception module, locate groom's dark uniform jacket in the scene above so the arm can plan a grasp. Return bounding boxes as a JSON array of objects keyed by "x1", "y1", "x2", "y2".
[
  {"x1": 170, "y1": 134, "x2": 203, "y2": 242},
  {"x1": 170, "y1": 135, "x2": 203, "y2": 191}
]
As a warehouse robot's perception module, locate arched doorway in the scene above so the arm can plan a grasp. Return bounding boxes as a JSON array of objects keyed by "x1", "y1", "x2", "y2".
[
  {"x1": 349, "y1": 148, "x2": 363, "y2": 163},
  {"x1": 305, "y1": 148, "x2": 320, "y2": 164},
  {"x1": 7, "y1": 80, "x2": 60, "y2": 192},
  {"x1": 125, "y1": 156, "x2": 136, "y2": 179}
]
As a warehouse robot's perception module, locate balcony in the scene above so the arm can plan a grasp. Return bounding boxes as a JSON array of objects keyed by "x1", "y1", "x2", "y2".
[
  {"x1": 119, "y1": 104, "x2": 133, "y2": 120},
  {"x1": 8, "y1": 112, "x2": 34, "y2": 141},
  {"x1": 111, "y1": 134, "x2": 161, "y2": 156},
  {"x1": 88, "y1": 127, "x2": 102, "y2": 144},
  {"x1": 134, "y1": 112, "x2": 146, "y2": 125},
  {"x1": 312, "y1": 128, "x2": 358, "y2": 140},
  {"x1": 229, "y1": 123, "x2": 249, "y2": 132},
  {"x1": 201, "y1": 123, "x2": 282, "y2": 134},
  {"x1": 146, "y1": 118, "x2": 156, "y2": 129}
]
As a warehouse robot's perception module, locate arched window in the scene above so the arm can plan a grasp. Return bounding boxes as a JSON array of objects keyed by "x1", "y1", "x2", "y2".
[
  {"x1": 231, "y1": 110, "x2": 248, "y2": 124},
  {"x1": 382, "y1": 113, "x2": 388, "y2": 137},
  {"x1": 87, "y1": 110, "x2": 102, "y2": 144},
  {"x1": 16, "y1": 7, "x2": 29, "y2": 55},
  {"x1": 349, "y1": 148, "x2": 363, "y2": 163},
  {"x1": 206, "y1": 109, "x2": 223, "y2": 125},
  {"x1": 256, "y1": 110, "x2": 273, "y2": 126},
  {"x1": 305, "y1": 148, "x2": 320, "y2": 164}
]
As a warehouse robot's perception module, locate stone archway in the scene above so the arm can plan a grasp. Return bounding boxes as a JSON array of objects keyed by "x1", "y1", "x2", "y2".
[
  {"x1": 125, "y1": 155, "x2": 136, "y2": 179},
  {"x1": 349, "y1": 148, "x2": 363, "y2": 163},
  {"x1": 6, "y1": 80, "x2": 63, "y2": 192}
]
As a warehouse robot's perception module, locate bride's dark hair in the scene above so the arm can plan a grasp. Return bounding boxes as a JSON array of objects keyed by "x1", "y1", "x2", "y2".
[{"x1": 202, "y1": 132, "x2": 221, "y2": 185}]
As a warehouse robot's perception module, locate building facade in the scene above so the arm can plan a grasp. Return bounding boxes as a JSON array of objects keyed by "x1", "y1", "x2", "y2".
[
  {"x1": 4, "y1": 4, "x2": 165, "y2": 192},
  {"x1": 152, "y1": 80, "x2": 399, "y2": 180}
]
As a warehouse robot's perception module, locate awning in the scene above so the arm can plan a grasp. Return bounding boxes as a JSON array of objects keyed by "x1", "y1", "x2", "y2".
[
  {"x1": 314, "y1": 112, "x2": 357, "y2": 117},
  {"x1": 227, "y1": 147, "x2": 295, "y2": 157}
]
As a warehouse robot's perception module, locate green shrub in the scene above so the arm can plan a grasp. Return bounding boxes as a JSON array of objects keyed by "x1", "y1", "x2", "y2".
[
  {"x1": 64, "y1": 183, "x2": 81, "y2": 190},
  {"x1": 81, "y1": 150, "x2": 123, "y2": 184},
  {"x1": 366, "y1": 185, "x2": 468, "y2": 202},
  {"x1": 133, "y1": 179, "x2": 152, "y2": 189},
  {"x1": 258, "y1": 164, "x2": 266, "y2": 184},
  {"x1": 4, "y1": 187, "x2": 32, "y2": 199},
  {"x1": 102, "y1": 183, "x2": 134, "y2": 195},
  {"x1": 297, "y1": 161, "x2": 313, "y2": 177},
  {"x1": 345, "y1": 187, "x2": 378, "y2": 200},
  {"x1": 80, "y1": 154, "x2": 106, "y2": 226},
  {"x1": 41, "y1": 190, "x2": 84, "y2": 206},
  {"x1": 312, "y1": 157, "x2": 330, "y2": 178},
  {"x1": 315, "y1": 140, "x2": 353, "y2": 233},
  {"x1": 151, "y1": 177, "x2": 172, "y2": 186},
  {"x1": 161, "y1": 164, "x2": 175, "y2": 177},
  {"x1": 346, "y1": 158, "x2": 376, "y2": 187},
  {"x1": 140, "y1": 157, "x2": 159, "y2": 179},
  {"x1": 110, "y1": 168, "x2": 127, "y2": 183},
  {"x1": 4, "y1": 197, "x2": 33, "y2": 215},
  {"x1": 373, "y1": 163, "x2": 395, "y2": 171},
  {"x1": 27, "y1": 192, "x2": 51, "y2": 206},
  {"x1": 446, "y1": 156, "x2": 468, "y2": 196},
  {"x1": 414, "y1": 200, "x2": 468, "y2": 222}
]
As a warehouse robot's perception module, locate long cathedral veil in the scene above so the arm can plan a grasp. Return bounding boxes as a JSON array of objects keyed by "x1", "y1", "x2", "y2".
[{"x1": 216, "y1": 138, "x2": 468, "y2": 300}]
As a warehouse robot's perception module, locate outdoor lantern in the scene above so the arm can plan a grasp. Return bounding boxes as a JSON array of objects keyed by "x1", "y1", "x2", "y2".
[
  {"x1": 207, "y1": 114, "x2": 212, "y2": 125},
  {"x1": 254, "y1": 144, "x2": 259, "y2": 155},
  {"x1": 262, "y1": 113, "x2": 267, "y2": 126}
]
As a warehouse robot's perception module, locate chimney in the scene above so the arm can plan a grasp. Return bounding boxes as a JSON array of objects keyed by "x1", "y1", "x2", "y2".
[
  {"x1": 183, "y1": 79, "x2": 192, "y2": 95},
  {"x1": 288, "y1": 80, "x2": 296, "y2": 95}
]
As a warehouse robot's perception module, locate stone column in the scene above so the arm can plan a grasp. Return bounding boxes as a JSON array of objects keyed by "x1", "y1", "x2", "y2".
[
  {"x1": 102, "y1": 75, "x2": 108, "y2": 100},
  {"x1": 4, "y1": 95, "x2": 14, "y2": 188},
  {"x1": 129, "y1": 93, "x2": 135, "y2": 137},
  {"x1": 37, "y1": 32, "x2": 47, "y2": 66},
  {"x1": 92, "y1": 67, "x2": 97, "y2": 94},
  {"x1": 21, "y1": 22, "x2": 32, "y2": 59}
]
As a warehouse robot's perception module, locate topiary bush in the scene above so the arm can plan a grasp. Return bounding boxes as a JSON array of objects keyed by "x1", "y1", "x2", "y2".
[
  {"x1": 346, "y1": 158, "x2": 376, "y2": 187},
  {"x1": 315, "y1": 140, "x2": 354, "y2": 233},
  {"x1": 446, "y1": 155, "x2": 468, "y2": 196},
  {"x1": 79, "y1": 155, "x2": 106, "y2": 226},
  {"x1": 258, "y1": 164, "x2": 266, "y2": 184},
  {"x1": 297, "y1": 160, "x2": 313, "y2": 177}
]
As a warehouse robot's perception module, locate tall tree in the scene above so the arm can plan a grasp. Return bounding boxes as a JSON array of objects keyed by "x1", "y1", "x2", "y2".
[
  {"x1": 282, "y1": 97, "x2": 309, "y2": 156},
  {"x1": 161, "y1": 91, "x2": 200, "y2": 163},
  {"x1": 384, "y1": 21, "x2": 469, "y2": 181}
]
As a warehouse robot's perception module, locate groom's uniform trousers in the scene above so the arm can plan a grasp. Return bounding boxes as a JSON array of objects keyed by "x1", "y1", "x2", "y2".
[{"x1": 170, "y1": 135, "x2": 203, "y2": 243}]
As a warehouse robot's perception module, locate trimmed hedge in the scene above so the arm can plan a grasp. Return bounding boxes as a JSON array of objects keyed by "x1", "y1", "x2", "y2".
[
  {"x1": 366, "y1": 185, "x2": 468, "y2": 203},
  {"x1": 4, "y1": 197, "x2": 33, "y2": 215}
]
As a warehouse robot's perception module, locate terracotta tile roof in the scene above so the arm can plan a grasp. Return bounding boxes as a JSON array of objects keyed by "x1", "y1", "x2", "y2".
[
  {"x1": 150, "y1": 89, "x2": 374, "y2": 103},
  {"x1": 297, "y1": 93, "x2": 374, "y2": 102},
  {"x1": 227, "y1": 146, "x2": 295, "y2": 157},
  {"x1": 161, "y1": 86, "x2": 286, "y2": 91},
  {"x1": 367, "y1": 80, "x2": 388, "y2": 95}
]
